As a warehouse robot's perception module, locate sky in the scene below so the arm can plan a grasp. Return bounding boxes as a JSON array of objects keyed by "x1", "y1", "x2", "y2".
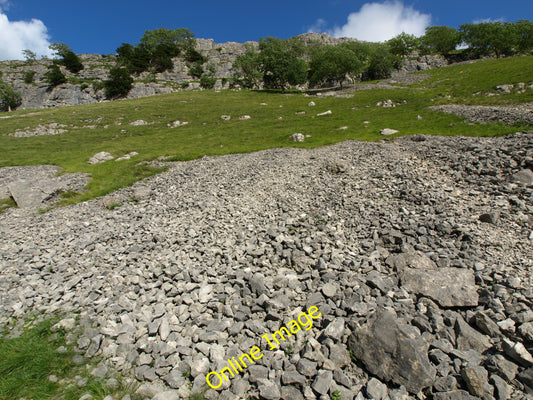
[{"x1": 0, "y1": 0, "x2": 532, "y2": 60}]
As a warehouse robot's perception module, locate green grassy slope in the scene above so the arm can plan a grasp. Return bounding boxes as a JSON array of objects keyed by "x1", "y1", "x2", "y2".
[{"x1": 0, "y1": 56, "x2": 532, "y2": 207}]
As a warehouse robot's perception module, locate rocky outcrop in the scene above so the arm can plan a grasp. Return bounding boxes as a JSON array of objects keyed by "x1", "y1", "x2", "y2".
[
  {"x1": 402, "y1": 54, "x2": 448, "y2": 72},
  {"x1": 0, "y1": 39, "x2": 255, "y2": 110},
  {"x1": 0, "y1": 35, "x2": 450, "y2": 111}
]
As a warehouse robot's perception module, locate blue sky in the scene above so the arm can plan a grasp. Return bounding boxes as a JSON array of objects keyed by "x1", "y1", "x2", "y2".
[{"x1": 0, "y1": 0, "x2": 532, "y2": 60}]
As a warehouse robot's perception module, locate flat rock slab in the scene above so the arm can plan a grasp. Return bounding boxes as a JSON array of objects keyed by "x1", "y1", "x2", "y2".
[
  {"x1": 1, "y1": 165, "x2": 90, "y2": 210},
  {"x1": 400, "y1": 267, "x2": 479, "y2": 308}
]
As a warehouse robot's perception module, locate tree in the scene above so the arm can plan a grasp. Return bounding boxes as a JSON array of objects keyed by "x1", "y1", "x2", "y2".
[
  {"x1": 117, "y1": 43, "x2": 151, "y2": 74},
  {"x1": 232, "y1": 44, "x2": 262, "y2": 89},
  {"x1": 309, "y1": 44, "x2": 363, "y2": 88},
  {"x1": 460, "y1": 22, "x2": 516, "y2": 58},
  {"x1": 140, "y1": 27, "x2": 195, "y2": 56},
  {"x1": 0, "y1": 77, "x2": 22, "y2": 111},
  {"x1": 49, "y1": 42, "x2": 72, "y2": 58},
  {"x1": 421, "y1": 26, "x2": 461, "y2": 56},
  {"x1": 61, "y1": 50, "x2": 84, "y2": 73},
  {"x1": 514, "y1": 20, "x2": 533, "y2": 53},
  {"x1": 49, "y1": 42, "x2": 84, "y2": 73},
  {"x1": 258, "y1": 37, "x2": 308, "y2": 91},
  {"x1": 116, "y1": 28, "x2": 195, "y2": 75},
  {"x1": 366, "y1": 46, "x2": 399, "y2": 80},
  {"x1": 22, "y1": 49, "x2": 37, "y2": 65},
  {"x1": 104, "y1": 67, "x2": 134, "y2": 99},
  {"x1": 44, "y1": 64, "x2": 67, "y2": 88},
  {"x1": 387, "y1": 32, "x2": 419, "y2": 58}
]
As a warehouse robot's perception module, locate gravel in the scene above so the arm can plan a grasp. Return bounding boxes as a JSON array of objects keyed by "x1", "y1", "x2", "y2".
[{"x1": 430, "y1": 103, "x2": 533, "y2": 125}]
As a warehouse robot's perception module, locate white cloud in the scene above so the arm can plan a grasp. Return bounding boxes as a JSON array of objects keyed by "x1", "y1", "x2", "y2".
[
  {"x1": 0, "y1": 11, "x2": 53, "y2": 60},
  {"x1": 307, "y1": 18, "x2": 328, "y2": 34},
  {"x1": 319, "y1": 1, "x2": 431, "y2": 42},
  {"x1": 473, "y1": 17, "x2": 505, "y2": 24}
]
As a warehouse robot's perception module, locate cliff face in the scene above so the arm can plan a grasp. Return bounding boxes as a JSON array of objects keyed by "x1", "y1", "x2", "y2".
[{"x1": 0, "y1": 35, "x2": 447, "y2": 110}]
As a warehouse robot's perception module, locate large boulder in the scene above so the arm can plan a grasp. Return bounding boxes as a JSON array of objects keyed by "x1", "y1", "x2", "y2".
[{"x1": 348, "y1": 310, "x2": 436, "y2": 394}]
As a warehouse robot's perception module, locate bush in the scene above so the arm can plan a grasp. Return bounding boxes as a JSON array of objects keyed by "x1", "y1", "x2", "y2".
[
  {"x1": 49, "y1": 43, "x2": 84, "y2": 73},
  {"x1": 460, "y1": 22, "x2": 516, "y2": 58},
  {"x1": 60, "y1": 50, "x2": 84, "y2": 73},
  {"x1": 188, "y1": 62, "x2": 204, "y2": 79},
  {"x1": 0, "y1": 78, "x2": 22, "y2": 111},
  {"x1": 185, "y1": 48, "x2": 207, "y2": 64},
  {"x1": 104, "y1": 67, "x2": 134, "y2": 99},
  {"x1": 200, "y1": 75, "x2": 217, "y2": 89},
  {"x1": 44, "y1": 64, "x2": 67, "y2": 88},
  {"x1": 92, "y1": 81, "x2": 105, "y2": 91},
  {"x1": 365, "y1": 47, "x2": 399, "y2": 80},
  {"x1": 23, "y1": 70, "x2": 37, "y2": 84}
]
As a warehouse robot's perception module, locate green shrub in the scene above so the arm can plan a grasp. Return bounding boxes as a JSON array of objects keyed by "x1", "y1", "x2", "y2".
[
  {"x1": 185, "y1": 48, "x2": 207, "y2": 64},
  {"x1": 200, "y1": 75, "x2": 217, "y2": 89},
  {"x1": 23, "y1": 70, "x2": 37, "y2": 84},
  {"x1": 49, "y1": 42, "x2": 84, "y2": 73},
  {"x1": 188, "y1": 62, "x2": 204, "y2": 79},
  {"x1": 92, "y1": 81, "x2": 105, "y2": 91},
  {"x1": 60, "y1": 50, "x2": 84, "y2": 73},
  {"x1": 80, "y1": 83, "x2": 89, "y2": 91},
  {"x1": 104, "y1": 67, "x2": 134, "y2": 99},
  {"x1": 0, "y1": 78, "x2": 22, "y2": 111},
  {"x1": 44, "y1": 64, "x2": 67, "y2": 89},
  {"x1": 365, "y1": 47, "x2": 400, "y2": 80}
]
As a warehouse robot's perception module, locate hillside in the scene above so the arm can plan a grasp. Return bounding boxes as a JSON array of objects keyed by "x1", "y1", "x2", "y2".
[
  {"x1": 0, "y1": 55, "x2": 532, "y2": 400},
  {"x1": 0, "y1": 33, "x2": 448, "y2": 110}
]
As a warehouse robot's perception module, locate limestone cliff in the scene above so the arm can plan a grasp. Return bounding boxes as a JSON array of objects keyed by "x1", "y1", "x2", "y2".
[{"x1": 0, "y1": 34, "x2": 446, "y2": 110}]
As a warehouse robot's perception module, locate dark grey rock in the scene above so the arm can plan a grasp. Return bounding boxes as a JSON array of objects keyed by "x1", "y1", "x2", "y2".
[
  {"x1": 501, "y1": 338, "x2": 533, "y2": 367},
  {"x1": 281, "y1": 385, "x2": 304, "y2": 400},
  {"x1": 455, "y1": 316, "x2": 492, "y2": 354},
  {"x1": 297, "y1": 358, "x2": 318, "y2": 378},
  {"x1": 282, "y1": 371, "x2": 307, "y2": 386},
  {"x1": 348, "y1": 310, "x2": 436, "y2": 394},
  {"x1": 517, "y1": 367, "x2": 533, "y2": 393},
  {"x1": 485, "y1": 354, "x2": 519, "y2": 381},
  {"x1": 490, "y1": 375, "x2": 511, "y2": 400},
  {"x1": 433, "y1": 391, "x2": 478, "y2": 400},
  {"x1": 258, "y1": 381, "x2": 281, "y2": 400},
  {"x1": 461, "y1": 366, "x2": 490, "y2": 398},
  {"x1": 311, "y1": 371, "x2": 333, "y2": 395},
  {"x1": 473, "y1": 312, "x2": 501, "y2": 337}
]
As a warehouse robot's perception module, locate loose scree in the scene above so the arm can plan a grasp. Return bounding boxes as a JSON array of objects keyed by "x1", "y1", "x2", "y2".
[{"x1": 206, "y1": 306, "x2": 322, "y2": 389}]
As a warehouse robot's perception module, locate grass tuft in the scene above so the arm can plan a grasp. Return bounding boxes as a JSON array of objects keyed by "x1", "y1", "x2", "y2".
[{"x1": 0, "y1": 316, "x2": 139, "y2": 400}]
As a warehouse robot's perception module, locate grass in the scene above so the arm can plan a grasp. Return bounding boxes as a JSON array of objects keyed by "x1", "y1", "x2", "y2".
[
  {"x1": 410, "y1": 55, "x2": 533, "y2": 104},
  {"x1": 0, "y1": 56, "x2": 532, "y2": 208},
  {"x1": 0, "y1": 197, "x2": 16, "y2": 213},
  {"x1": 0, "y1": 316, "x2": 139, "y2": 400}
]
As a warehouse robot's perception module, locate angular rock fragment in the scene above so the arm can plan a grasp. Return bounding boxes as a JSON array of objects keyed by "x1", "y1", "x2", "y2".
[
  {"x1": 348, "y1": 310, "x2": 436, "y2": 394},
  {"x1": 400, "y1": 268, "x2": 479, "y2": 308}
]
